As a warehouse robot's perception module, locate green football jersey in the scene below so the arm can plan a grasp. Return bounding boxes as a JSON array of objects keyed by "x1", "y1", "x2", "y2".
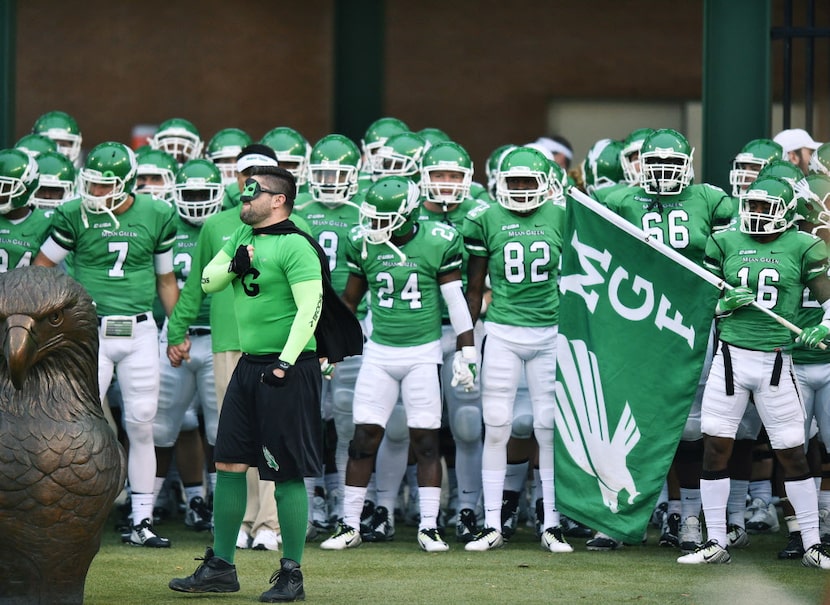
[
  {"x1": 345, "y1": 221, "x2": 463, "y2": 347},
  {"x1": 705, "y1": 227, "x2": 830, "y2": 351},
  {"x1": 462, "y1": 201, "x2": 564, "y2": 327},
  {"x1": 296, "y1": 196, "x2": 360, "y2": 294},
  {"x1": 49, "y1": 194, "x2": 177, "y2": 316},
  {"x1": 171, "y1": 215, "x2": 211, "y2": 325},
  {"x1": 604, "y1": 183, "x2": 733, "y2": 266},
  {"x1": 0, "y1": 208, "x2": 52, "y2": 272},
  {"x1": 221, "y1": 224, "x2": 321, "y2": 355},
  {"x1": 792, "y1": 238, "x2": 830, "y2": 365},
  {"x1": 591, "y1": 182, "x2": 631, "y2": 206}
]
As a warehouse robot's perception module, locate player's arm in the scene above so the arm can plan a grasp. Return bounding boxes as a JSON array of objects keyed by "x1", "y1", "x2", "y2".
[
  {"x1": 155, "y1": 249, "x2": 179, "y2": 318},
  {"x1": 797, "y1": 273, "x2": 830, "y2": 348},
  {"x1": 341, "y1": 272, "x2": 368, "y2": 314},
  {"x1": 465, "y1": 254, "x2": 488, "y2": 325},
  {"x1": 439, "y1": 268, "x2": 474, "y2": 349},
  {"x1": 33, "y1": 237, "x2": 70, "y2": 267}
]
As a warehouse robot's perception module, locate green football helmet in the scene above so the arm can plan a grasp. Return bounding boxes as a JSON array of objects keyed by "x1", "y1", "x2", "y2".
[
  {"x1": 136, "y1": 148, "x2": 178, "y2": 201},
  {"x1": 420, "y1": 141, "x2": 473, "y2": 205},
  {"x1": 808, "y1": 141, "x2": 830, "y2": 177},
  {"x1": 149, "y1": 117, "x2": 203, "y2": 164},
  {"x1": 756, "y1": 159, "x2": 803, "y2": 186},
  {"x1": 32, "y1": 151, "x2": 75, "y2": 209},
  {"x1": 739, "y1": 176, "x2": 796, "y2": 235},
  {"x1": 0, "y1": 148, "x2": 40, "y2": 214},
  {"x1": 485, "y1": 144, "x2": 516, "y2": 198},
  {"x1": 260, "y1": 127, "x2": 311, "y2": 186},
  {"x1": 361, "y1": 117, "x2": 410, "y2": 169},
  {"x1": 582, "y1": 138, "x2": 625, "y2": 197},
  {"x1": 640, "y1": 128, "x2": 694, "y2": 195},
  {"x1": 794, "y1": 174, "x2": 830, "y2": 228},
  {"x1": 360, "y1": 175, "x2": 421, "y2": 245},
  {"x1": 308, "y1": 134, "x2": 362, "y2": 206},
  {"x1": 496, "y1": 146, "x2": 557, "y2": 212},
  {"x1": 16, "y1": 133, "x2": 58, "y2": 158},
  {"x1": 620, "y1": 128, "x2": 655, "y2": 185},
  {"x1": 79, "y1": 141, "x2": 137, "y2": 215},
  {"x1": 173, "y1": 159, "x2": 224, "y2": 226},
  {"x1": 206, "y1": 128, "x2": 253, "y2": 185},
  {"x1": 729, "y1": 138, "x2": 783, "y2": 196},
  {"x1": 417, "y1": 127, "x2": 451, "y2": 147},
  {"x1": 370, "y1": 132, "x2": 427, "y2": 180},
  {"x1": 32, "y1": 110, "x2": 82, "y2": 163}
]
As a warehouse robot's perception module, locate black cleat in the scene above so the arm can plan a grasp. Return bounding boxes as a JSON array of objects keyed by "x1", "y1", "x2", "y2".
[
  {"x1": 778, "y1": 531, "x2": 806, "y2": 560},
  {"x1": 259, "y1": 558, "x2": 305, "y2": 602},
  {"x1": 169, "y1": 548, "x2": 240, "y2": 593}
]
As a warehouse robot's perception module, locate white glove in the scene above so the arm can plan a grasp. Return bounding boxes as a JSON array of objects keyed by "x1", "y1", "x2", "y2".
[
  {"x1": 451, "y1": 346, "x2": 478, "y2": 392},
  {"x1": 320, "y1": 358, "x2": 335, "y2": 380}
]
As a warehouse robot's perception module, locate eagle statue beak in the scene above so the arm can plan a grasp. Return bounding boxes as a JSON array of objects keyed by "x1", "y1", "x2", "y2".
[{"x1": 3, "y1": 314, "x2": 38, "y2": 390}]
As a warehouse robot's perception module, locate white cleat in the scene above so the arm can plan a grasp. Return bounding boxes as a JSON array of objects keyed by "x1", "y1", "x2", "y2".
[
  {"x1": 677, "y1": 540, "x2": 731, "y2": 564},
  {"x1": 465, "y1": 527, "x2": 504, "y2": 552},
  {"x1": 541, "y1": 526, "x2": 573, "y2": 553},
  {"x1": 802, "y1": 543, "x2": 830, "y2": 569},
  {"x1": 417, "y1": 527, "x2": 449, "y2": 552},
  {"x1": 320, "y1": 522, "x2": 362, "y2": 550}
]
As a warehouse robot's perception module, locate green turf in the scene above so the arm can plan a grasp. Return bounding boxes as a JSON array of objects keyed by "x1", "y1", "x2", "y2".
[{"x1": 84, "y1": 512, "x2": 830, "y2": 604}]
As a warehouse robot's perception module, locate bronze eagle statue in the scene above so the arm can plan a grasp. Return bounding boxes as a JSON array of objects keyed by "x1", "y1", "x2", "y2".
[{"x1": 0, "y1": 267, "x2": 126, "y2": 605}]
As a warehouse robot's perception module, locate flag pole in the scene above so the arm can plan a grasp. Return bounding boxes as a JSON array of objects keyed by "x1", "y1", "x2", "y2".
[{"x1": 567, "y1": 186, "x2": 824, "y2": 349}]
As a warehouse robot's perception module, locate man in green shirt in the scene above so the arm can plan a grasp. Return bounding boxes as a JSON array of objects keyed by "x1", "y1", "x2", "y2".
[{"x1": 170, "y1": 166, "x2": 322, "y2": 602}]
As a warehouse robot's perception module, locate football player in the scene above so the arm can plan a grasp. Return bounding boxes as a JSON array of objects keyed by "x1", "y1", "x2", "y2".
[
  {"x1": 320, "y1": 175, "x2": 476, "y2": 553},
  {"x1": 153, "y1": 159, "x2": 225, "y2": 532},
  {"x1": 34, "y1": 141, "x2": 179, "y2": 547},
  {"x1": 461, "y1": 146, "x2": 572, "y2": 554},
  {"x1": 601, "y1": 128, "x2": 733, "y2": 552},
  {"x1": 678, "y1": 176, "x2": 830, "y2": 568},
  {"x1": 0, "y1": 148, "x2": 52, "y2": 270},
  {"x1": 295, "y1": 133, "x2": 365, "y2": 535}
]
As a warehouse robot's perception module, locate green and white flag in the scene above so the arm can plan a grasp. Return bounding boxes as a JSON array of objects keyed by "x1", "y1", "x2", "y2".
[{"x1": 554, "y1": 189, "x2": 721, "y2": 543}]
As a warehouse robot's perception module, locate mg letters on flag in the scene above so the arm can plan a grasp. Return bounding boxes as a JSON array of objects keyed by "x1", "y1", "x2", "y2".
[{"x1": 554, "y1": 190, "x2": 720, "y2": 543}]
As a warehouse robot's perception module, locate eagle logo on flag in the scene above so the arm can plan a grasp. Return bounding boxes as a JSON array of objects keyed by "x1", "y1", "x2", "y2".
[{"x1": 555, "y1": 337, "x2": 641, "y2": 513}]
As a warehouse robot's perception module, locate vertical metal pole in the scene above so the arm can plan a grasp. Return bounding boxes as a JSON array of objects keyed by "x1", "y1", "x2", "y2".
[
  {"x1": 805, "y1": 0, "x2": 815, "y2": 132},
  {"x1": 702, "y1": 0, "x2": 771, "y2": 190},
  {"x1": 782, "y1": 0, "x2": 793, "y2": 128},
  {"x1": 333, "y1": 0, "x2": 385, "y2": 145},
  {"x1": 0, "y1": 1, "x2": 16, "y2": 147}
]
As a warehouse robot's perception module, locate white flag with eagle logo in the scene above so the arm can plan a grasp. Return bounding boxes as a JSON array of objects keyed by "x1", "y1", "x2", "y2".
[{"x1": 554, "y1": 189, "x2": 720, "y2": 543}]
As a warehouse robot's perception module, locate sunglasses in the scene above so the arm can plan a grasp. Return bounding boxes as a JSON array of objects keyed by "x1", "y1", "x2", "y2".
[{"x1": 240, "y1": 177, "x2": 284, "y2": 203}]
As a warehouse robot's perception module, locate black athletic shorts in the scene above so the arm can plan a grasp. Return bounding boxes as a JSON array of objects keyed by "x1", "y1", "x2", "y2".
[{"x1": 214, "y1": 350, "x2": 323, "y2": 482}]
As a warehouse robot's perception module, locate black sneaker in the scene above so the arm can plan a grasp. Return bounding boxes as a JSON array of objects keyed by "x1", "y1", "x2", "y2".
[
  {"x1": 169, "y1": 548, "x2": 240, "y2": 593},
  {"x1": 586, "y1": 531, "x2": 623, "y2": 551},
  {"x1": 364, "y1": 505, "x2": 395, "y2": 542},
  {"x1": 456, "y1": 508, "x2": 477, "y2": 543},
  {"x1": 259, "y1": 558, "x2": 304, "y2": 602},
  {"x1": 501, "y1": 490, "x2": 520, "y2": 540},
  {"x1": 778, "y1": 531, "x2": 806, "y2": 560},
  {"x1": 123, "y1": 517, "x2": 171, "y2": 548},
  {"x1": 659, "y1": 513, "x2": 681, "y2": 548},
  {"x1": 185, "y1": 496, "x2": 213, "y2": 532},
  {"x1": 534, "y1": 499, "x2": 544, "y2": 539},
  {"x1": 359, "y1": 500, "x2": 376, "y2": 539},
  {"x1": 560, "y1": 515, "x2": 593, "y2": 538}
]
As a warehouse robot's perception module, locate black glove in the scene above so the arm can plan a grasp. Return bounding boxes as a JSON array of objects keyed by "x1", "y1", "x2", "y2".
[
  {"x1": 261, "y1": 359, "x2": 292, "y2": 387},
  {"x1": 228, "y1": 245, "x2": 251, "y2": 276}
]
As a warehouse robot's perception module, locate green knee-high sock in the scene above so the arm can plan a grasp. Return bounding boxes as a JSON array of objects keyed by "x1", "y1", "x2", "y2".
[
  {"x1": 212, "y1": 470, "x2": 247, "y2": 563},
  {"x1": 275, "y1": 478, "x2": 308, "y2": 564}
]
